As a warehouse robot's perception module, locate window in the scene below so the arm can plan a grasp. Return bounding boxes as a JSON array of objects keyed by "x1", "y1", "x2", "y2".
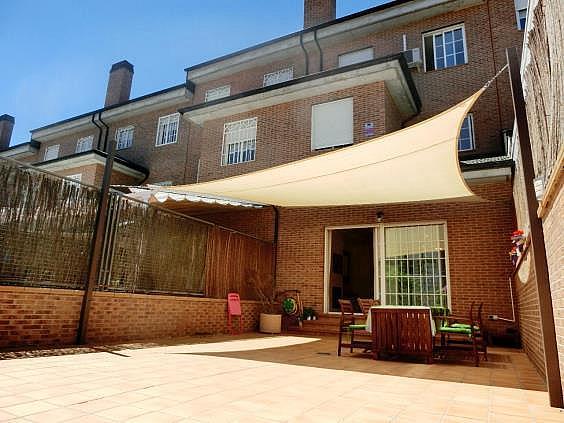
[
  {"x1": 338, "y1": 47, "x2": 374, "y2": 67},
  {"x1": 263, "y1": 67, "x2": 294, "y2": 87},
  {"x1": 67, "y1": 173, "x2": 82, "y2": 182},
  {"x1": 423, "y1": 24, "x2": 467, "y2": 71},
  {"x1": 458, "y1": 114, "x2": 475, "y2": 151},
  {"x1": 44, "y1": 144, "x2": 60, "y2": 161},
  {"x1": 116, "y1": 126, "x2": 134, "y2": 150},
  {"x1": 155, "y1": 113, "x2": 180, "y2": 146},
  {"x1": 221, "y1": 117, "x2": 257, "y2": 166},
  {"x1": 383, "y1": 224, "x2": 449, "y2": 307},
  {"x1": 205, "y1": 85, "x2": 231, "y2": 102},
  {"x1": 75, "y1": 135, "x2": 93, "y2": 153},
  {"x1": 311, "y1": 97, "x2": 353, "y2": 150},
  {"x1": 517, "y1": 8, "x2": 527, "y2": 30}
]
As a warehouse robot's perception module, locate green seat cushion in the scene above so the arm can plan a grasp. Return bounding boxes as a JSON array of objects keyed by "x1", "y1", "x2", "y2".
[
  {"x1": 348, "y1": 324, "x2": 367, "y2": 330},
  {"x1": 450, "y1": 323, "x2": 480, "y2": 331},
  {"x1": 439, "y1": 326, "x2": 472, "y2": 335}
]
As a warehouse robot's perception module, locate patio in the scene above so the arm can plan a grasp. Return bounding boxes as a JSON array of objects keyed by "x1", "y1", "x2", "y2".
[{"x1": 0, "y1": 334, "x2": 561, "y2": 422}]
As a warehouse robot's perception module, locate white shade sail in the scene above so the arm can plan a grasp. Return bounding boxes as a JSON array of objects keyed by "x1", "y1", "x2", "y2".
[{"x1": 169, "y1": 90, "x2": 485, "y2": 207}]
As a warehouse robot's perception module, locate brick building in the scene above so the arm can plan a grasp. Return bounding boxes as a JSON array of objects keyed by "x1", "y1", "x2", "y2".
[{"x1": 1, "y1": 0, "x2": 537, "y2": 355}]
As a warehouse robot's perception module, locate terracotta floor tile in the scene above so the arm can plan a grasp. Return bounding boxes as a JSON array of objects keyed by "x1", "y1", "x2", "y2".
[{"x1": 0, "y1": 335, "x2": 555, "y2": 423}]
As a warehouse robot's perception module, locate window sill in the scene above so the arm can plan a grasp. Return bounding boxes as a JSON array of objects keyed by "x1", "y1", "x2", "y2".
[
  {"x1": 154, "y1": 141, "x2": 178, "y2": 148},
  {"x1": 424, "y1": 62, "x2": 469, "y2": 73}
]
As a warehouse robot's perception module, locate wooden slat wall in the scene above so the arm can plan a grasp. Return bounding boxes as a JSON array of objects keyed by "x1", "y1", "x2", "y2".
[{"x1": 204, "y1": 226, "x2": 274, "y2": 300}]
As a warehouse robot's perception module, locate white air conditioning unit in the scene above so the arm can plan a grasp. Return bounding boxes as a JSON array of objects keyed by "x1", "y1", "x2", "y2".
[{"x1": 403, "y1": 47, "x2": 422, "y2": 69}]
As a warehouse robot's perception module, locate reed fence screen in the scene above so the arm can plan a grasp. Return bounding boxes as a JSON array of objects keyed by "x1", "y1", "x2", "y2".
[
  {"x1": 98, "y1": 193, "x2": 210, "y2": 295},
  {"x1": 523, "y1": 0, "x2": 562, "y2": 182},
  {"x1": 0, "y1": 158, "x2": 99, "y2": 289},
  {"x1": 1, "y1": 157, "x2": 274, "y2": 298}
]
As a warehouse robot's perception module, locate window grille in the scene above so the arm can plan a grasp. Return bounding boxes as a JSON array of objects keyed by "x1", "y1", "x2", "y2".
[
  {"x1": 423, "y1": 24, "x2": 467, "y2": 71},
  {"x1": 383, "y1": 224, "x2": 449, "y2": 308},
  {"x1": 44, "y1": 144, "x2": 60, "y2": 161},
  {"x1": 205, "y1": 85, "x2": 231, "y2": 102},
  {"x1": 458, "y1": 114, "x2": 475, "y2": 151},
  {"x1": 263, "y1": 67, "x2": 294, "y2": 87},
  {"x1": 156, "y1": 113, "x2": 180, "y2": 146},
  {"x1": 221, "y1": 117, "x2": 257, "y2": 166},
  {"x1": 116, "y1": 126, "x2": 134, "y2": 150},
  {"x1": 76, "y1": 136, "x2": 93, "y2": 153}
]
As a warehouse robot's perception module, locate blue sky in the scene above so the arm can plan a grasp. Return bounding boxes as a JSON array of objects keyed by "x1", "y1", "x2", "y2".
[{"x1": 1, "y1": 1, "x2": 389, "y2": 146}]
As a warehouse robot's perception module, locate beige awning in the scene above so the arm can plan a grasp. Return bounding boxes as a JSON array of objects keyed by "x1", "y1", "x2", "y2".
[{"x1": 169, "y1": 90, "x2": 484, "y2": 207}]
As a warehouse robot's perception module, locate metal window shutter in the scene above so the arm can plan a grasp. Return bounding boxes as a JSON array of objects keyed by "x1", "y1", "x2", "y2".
[{"x1": 311, "y1": 97, "x2": 353, "y2": 150}]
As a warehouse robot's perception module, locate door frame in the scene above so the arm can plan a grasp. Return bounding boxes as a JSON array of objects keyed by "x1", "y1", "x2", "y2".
[
  {"x1": 323, "y1": 224, "x2": 379, "y2": 314},
  {"x1": 323, "y1": 221, "x2": 451, "y2": 314}
]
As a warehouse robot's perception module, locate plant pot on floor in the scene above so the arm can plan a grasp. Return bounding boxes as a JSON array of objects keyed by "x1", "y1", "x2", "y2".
[{"x1": 260, "y1": 313, "x2": 282, "y2": 334}]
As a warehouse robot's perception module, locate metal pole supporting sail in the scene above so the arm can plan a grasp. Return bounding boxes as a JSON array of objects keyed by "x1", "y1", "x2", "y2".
[{"x1": 506, "y1": 46, "x2": 563, "y2": 408}]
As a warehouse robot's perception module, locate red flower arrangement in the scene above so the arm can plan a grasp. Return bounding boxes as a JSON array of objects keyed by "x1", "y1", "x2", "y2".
[{"x1": 509, "y1": 229, "x2": 526, "y2": 266}]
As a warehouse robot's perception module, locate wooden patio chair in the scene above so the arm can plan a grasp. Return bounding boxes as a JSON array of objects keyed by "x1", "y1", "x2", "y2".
[
  {"x1": 437, "y1": 302, "x2": 488, "y2": 366},
  {"x1": 337, "y1": 299, "x2": 371, "y2": 356},
  {"x1": 357, "y1": 298, "x2": 380, "y2": 319}
]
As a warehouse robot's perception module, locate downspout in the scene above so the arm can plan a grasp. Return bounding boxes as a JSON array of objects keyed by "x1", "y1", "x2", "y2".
[
  {"x1": 99, "y1": 111, "x2": 110, "y2": 152},
  {"x1": 91, "y1": 114, "x2": 103, "y2": 150},
  {"x1": 271, "y1": 206, "x2": 279, "y2": 285},
  {"x1": 299, "y1": 33, "x2": 309, "y2": 75},
  {"x1": 313, "y1": 29, "x2": 323, "y2": 72}
]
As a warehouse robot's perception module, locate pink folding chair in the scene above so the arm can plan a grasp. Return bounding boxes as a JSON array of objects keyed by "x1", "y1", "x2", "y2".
[{"x1": 227, "y1": 293, "x2": 243, "y2": 335}]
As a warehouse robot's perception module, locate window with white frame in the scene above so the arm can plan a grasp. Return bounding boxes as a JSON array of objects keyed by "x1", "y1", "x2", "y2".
[
  {"x1": 44, "y1": 144, "x2": 60, "y2": 161},
  {"x1": 155, "y1": 113, "x2": 180, "y2": 146},
  {"x1": 116, "y1": 126, "x2": 134, "y2": 150},
  {"x1": 383, "y1": 224, "x2": 449, "y2": 308},
  {"x1": 205, "y1": 85, "x2": 231, "y2": 102},
  {"x1": 514, "y1": 0, "x2": 528, "y2": 30},
  {"x1": 221, "y1": 117, "x2": 257, "y2": 166},
  {"x1": 75, "y1": 135, "x2": 93, "y2": 153},
  {"x1": 458, "y1": 114, "x2": 475, "y2": 151},
  {"x1": 311, "y1": 97, "x2": 353, "y2": 150},
  {"x1": 338, "y1": 47, "x2": 374, "y2": 67},
  {"x1": 517, "y1": 8, "x2": 527, "y2": 30},
  {"x1": 263, "y1": 67, "x2": 294, "y2": 87},
  {"x1": 423, "y1": 24, "x2": 467, "y2": 71}
]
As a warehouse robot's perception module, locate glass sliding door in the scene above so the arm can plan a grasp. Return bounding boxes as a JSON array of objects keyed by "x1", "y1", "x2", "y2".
[{"x1": 383, "y1": 224, "x2": 448, "y2": 307}]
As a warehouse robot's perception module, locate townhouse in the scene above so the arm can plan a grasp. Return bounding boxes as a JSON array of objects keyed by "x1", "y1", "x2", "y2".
[{"x1": 1, "y1": 0, "x2": 530, "y2": 341}]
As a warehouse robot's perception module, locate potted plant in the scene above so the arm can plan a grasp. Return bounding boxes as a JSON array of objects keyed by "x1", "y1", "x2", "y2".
[
  {"x1": 250, "y1": 273, "x2": 282, "y2": 334},
  {"x1": 302, "y1": 307, "x2": 317, "y2": 321}
]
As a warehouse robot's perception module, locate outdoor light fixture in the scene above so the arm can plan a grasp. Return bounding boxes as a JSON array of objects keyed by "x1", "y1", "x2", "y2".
[
  {"x1": 533, "y1": 175, "x2": 545, "y2": 200},
  {"x1": 376, "y1": 211, "x2": 384, "y2": 222}
]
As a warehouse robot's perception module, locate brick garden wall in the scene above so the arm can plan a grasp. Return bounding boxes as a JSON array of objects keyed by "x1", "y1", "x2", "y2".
[{"x1": 0, "y1": 286, "x2": 261, "y2": 348}]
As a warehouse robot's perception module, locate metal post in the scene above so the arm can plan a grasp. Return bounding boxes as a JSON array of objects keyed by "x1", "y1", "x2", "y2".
[
  {"x1": 77, "y1": 112, "x2": 116, "y2": 344},
  {"x1": 506, "y1": 47, "x2": 563, "y2": 408}
]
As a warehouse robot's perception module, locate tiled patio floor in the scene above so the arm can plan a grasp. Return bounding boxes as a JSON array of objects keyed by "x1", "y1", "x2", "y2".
[{"x1": 0, "y1": 334, "x2": 562, "y2": 422}]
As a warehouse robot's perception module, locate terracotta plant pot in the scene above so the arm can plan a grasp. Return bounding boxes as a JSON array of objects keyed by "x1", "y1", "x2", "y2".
[{"x1": 259, "y1": 313, "x2": 282, "y2": 334}]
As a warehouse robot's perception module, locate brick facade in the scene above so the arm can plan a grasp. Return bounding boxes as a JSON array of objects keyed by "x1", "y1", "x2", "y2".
[
  {"x1": 197, "y1": 82, "x2": 393, "y2": 182},
  {"x1": 21, "y1": 0, "x2": 523, "y2": 185},
  {"x1": 0, "y1": 286, "x2": 261, "y2": 348},
  {"x1": 205, "y1": 180, "x2": 517, "y2": 337}
]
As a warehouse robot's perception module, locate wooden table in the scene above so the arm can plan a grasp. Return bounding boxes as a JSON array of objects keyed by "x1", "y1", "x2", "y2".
[{"x1": 368, "y1": 306, "x2": 435, "y2": 364}]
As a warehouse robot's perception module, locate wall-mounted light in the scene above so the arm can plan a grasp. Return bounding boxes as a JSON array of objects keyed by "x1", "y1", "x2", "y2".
[{"x1": 376, "y1": 211, "x2": 384, "y2": 223}]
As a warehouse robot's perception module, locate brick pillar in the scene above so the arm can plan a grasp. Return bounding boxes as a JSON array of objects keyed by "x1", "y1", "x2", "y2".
[
  {"x1": 304, "y1": 0, "x2": 336, "y2": 29},
  {"x1": 104, "y1": 60, "x2": 134, "y2": 107},
  {"x1": 0, "y1": 114, "x2": 15, "y2": 152}
]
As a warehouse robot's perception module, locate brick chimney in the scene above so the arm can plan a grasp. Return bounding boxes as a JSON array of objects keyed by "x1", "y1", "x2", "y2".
[
  {"x1": 304, "y1": 0, "x2": 336, "y2": 28},
  {"x1": 104, "y1": 60, "x2": 134, "y2": 107},
  {"x1": 0, "y1": 114, "x2": 15, "y2": 151}
]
